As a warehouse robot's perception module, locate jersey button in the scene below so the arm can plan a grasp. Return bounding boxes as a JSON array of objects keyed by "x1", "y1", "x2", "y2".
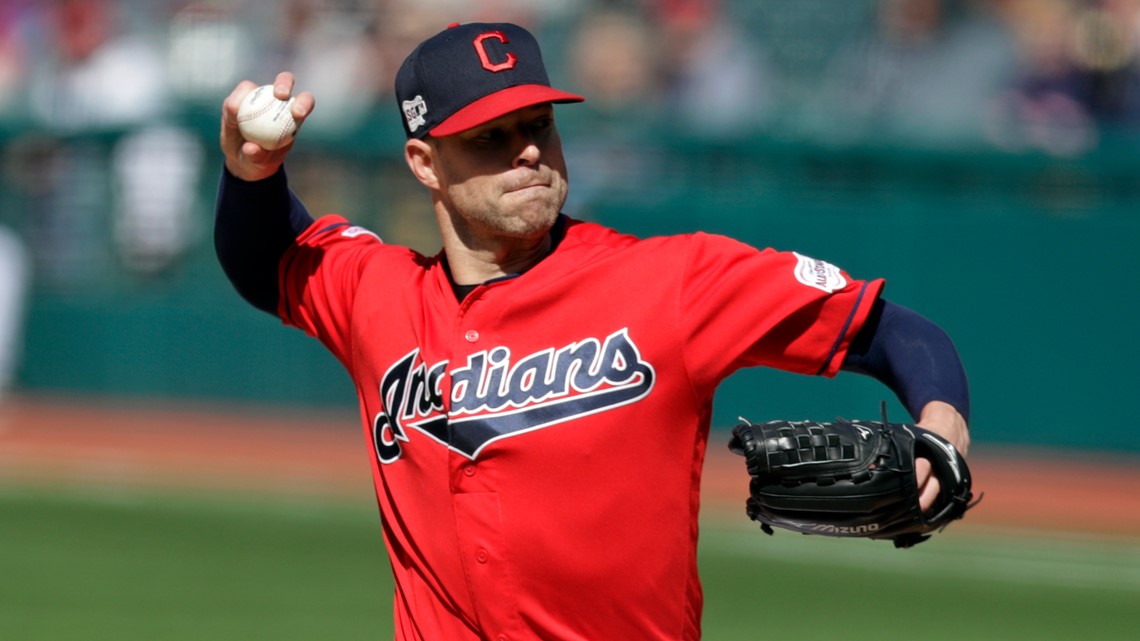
[
  {"x1": 476, "y1": 549, "x2": 489, "y2": 564},
  {"x1": 497, "y1": 636, "x2": 509, "y2": 641},
  {"x1": 464, "y1": 330, "x2": 479, "y2": 342},
  {"x1": 463, "y1": 465, "x2": 476, "y2": 477}
]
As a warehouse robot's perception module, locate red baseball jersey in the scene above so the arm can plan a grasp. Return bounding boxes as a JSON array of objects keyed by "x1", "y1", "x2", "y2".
[{"x1": 278, "y1": 215, "x2": 883, "y2": 641}]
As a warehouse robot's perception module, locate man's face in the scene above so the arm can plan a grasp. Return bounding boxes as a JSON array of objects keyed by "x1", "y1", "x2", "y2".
[{"x1": 429, "y1": 104, "x2": 569, "y2": 240}]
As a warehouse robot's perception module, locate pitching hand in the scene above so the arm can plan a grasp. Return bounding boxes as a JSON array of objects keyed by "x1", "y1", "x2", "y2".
[{"x1": 221, "y1": 71, "x2": 315, "y2": 182}]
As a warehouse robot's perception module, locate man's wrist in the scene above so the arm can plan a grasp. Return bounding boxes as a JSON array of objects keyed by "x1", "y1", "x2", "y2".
[{"x1": 917, "y1": 400, "x2": 970, "y2": 456}]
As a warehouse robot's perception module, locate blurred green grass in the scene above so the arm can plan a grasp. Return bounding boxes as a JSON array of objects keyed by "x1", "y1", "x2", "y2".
[{"x1": 1, "y1": 487, "x2": 1136, "y2": 641}]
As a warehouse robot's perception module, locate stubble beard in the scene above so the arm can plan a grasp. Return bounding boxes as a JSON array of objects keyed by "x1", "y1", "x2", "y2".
[{"x1": 466, "y1": 179, "x2": 567, "y2": 241}]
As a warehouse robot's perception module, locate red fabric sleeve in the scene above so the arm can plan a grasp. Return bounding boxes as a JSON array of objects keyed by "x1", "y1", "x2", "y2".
[
  {"x1": 678, "y1": 233, "x2": 884, "y2": 386},
  {"x1": 276, "y1": 215, "x2": 386, "y2": 368}
]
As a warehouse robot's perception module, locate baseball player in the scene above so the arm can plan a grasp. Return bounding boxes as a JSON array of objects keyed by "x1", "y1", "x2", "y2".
[{"x1": 215, "y1": 22, "x2": 970, "y2": 641}]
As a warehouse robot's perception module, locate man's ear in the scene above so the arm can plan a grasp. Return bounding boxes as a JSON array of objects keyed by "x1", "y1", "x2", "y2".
[{"x1": 405, "y1": 138, "x2": 440, "y2": 190}]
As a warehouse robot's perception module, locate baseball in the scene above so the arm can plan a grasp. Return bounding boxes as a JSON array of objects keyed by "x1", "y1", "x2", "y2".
[{"x1": 236, "y1": 85, "x2": 298, "y2": 150}]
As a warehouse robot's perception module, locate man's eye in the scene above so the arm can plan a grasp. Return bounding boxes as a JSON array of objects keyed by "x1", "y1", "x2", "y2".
[{"x1": 474, "y1": 129, "x2": 504, "y2": 144}]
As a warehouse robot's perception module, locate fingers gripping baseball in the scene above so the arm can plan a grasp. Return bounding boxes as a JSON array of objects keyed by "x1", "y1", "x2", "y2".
[{"x1": 221, "y1": 72, "x2": 315, "y2": 182}]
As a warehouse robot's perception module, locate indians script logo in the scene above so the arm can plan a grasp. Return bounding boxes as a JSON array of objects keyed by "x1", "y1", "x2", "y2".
[{"x1": 372, "y1": 329, "x2": 655, "y2": 463}]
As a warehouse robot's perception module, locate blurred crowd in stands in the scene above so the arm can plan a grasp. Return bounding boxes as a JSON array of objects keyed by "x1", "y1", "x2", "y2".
[
  {"x1": 2, "y1": 0, "x2": 1140, "y2": 148},
  {"x1": 0, "y1": 0, "x2": 1136, "y2": 278},
  {"x1": 0, "y1": 0, "x2": 1138, "y2": 397}
]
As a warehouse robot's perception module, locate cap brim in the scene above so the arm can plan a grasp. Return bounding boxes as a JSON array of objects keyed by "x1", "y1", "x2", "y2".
[{"x1": 429, "y1": 84, "x2": 585, "y2": 137}]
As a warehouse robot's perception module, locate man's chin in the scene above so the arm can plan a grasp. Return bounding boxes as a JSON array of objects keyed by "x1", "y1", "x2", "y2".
[
  {"x1": 506, "y1": 194, "x2": 563, "y2": 227},
  {"x1": 510, "y1": 211, "x2": 560, "y2": 238}
]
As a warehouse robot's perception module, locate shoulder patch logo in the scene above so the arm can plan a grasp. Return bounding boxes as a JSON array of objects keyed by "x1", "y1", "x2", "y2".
[
  {"x1": 340, "y1": 225, "x2": 381, "y2": 241},
  {"x1": 793, "y1": 252, "x2": 847, "y2": 293}
]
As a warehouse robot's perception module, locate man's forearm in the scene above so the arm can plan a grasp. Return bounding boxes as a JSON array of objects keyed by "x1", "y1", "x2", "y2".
[
  {"x1": 842, "y1": 298, "x2": 971, "y2": 425},
  {"x1": 214, "y1": 166, "x2": 314, "y2": 314}
]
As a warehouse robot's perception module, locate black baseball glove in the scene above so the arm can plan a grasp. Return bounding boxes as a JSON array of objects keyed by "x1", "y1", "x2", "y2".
[{"x1": 727, "y1": 410, "x2": 977, "y2": 548}]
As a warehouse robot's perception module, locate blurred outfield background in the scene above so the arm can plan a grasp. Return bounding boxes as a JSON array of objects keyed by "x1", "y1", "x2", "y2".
[{"x1": 0, "y1": 0, "x2": 1139, "y2": 639}]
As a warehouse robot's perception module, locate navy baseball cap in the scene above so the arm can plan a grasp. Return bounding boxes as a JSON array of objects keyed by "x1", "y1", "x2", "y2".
[{"x1": 395, "y1": 22, "x2": 584, "y2": 138}]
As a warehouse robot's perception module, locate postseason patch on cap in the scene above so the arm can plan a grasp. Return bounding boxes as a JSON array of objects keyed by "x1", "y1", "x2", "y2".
[
  {"x1": 793, "y1": 252, "x2": 847, "y2": 293},
  {"x1": 403, "y1": 95, "x2": 428, "y2": 133}
]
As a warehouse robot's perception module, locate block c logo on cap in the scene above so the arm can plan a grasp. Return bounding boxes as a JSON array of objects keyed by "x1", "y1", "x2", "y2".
[{"x1": 473, "y1": 31, "x2": 517, "y2": 72}]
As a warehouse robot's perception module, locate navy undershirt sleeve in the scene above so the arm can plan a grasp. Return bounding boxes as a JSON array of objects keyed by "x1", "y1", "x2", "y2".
[
  {"x1": 214, "y1": 166, "x2": 314, "y2": 315},
  {"x1": 842, "y1": 298, "x2": 970, "y2": 424}
]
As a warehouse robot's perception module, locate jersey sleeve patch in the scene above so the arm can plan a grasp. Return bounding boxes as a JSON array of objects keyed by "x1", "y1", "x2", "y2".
[
  {"x1": 793, "y1": 252, "x2": 847, "y2": 293},
  {"x1": 340, "y1": 225, "x2": 382, "y2": 241}
]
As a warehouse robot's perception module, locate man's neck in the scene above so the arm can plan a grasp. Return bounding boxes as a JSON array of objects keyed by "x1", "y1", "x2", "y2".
[{"x1": 442, "y1": 227, "x2": 553, "y2": 286}]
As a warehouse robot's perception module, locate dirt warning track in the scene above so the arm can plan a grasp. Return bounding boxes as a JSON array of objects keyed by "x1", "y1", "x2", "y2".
[{"x1": 2, "y1": 394, "x2": 1138, "y2": 539}]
